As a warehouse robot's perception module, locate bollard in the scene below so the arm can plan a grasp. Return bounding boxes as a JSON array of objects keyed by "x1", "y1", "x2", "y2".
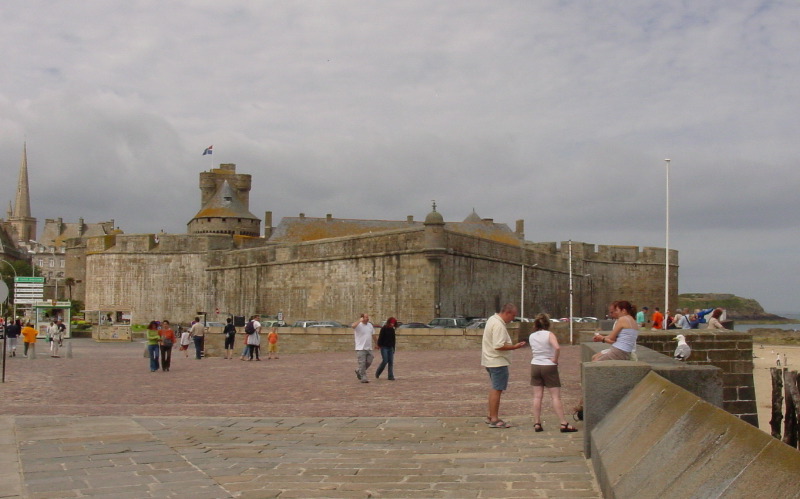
[
  {"x1": 27, "y1": 343, "x2": 35, "y2": 360},
  {"x1": 66, "y1": 341, "x2": 73, "y2": 358}
]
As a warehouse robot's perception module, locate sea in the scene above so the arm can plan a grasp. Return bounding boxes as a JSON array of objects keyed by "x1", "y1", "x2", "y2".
[{"x1": 732, "y1": 312, "x2": 800, "y2": 332}]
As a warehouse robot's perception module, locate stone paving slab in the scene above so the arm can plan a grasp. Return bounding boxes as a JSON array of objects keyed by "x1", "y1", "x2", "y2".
[{"x1": 0, "y1": 340, "x2": 598, "y2": 497}]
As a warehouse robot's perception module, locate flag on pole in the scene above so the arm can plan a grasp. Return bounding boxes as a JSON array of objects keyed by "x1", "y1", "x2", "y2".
[{"x1": 202, "y1": 146, "x2": 213, "y2": 156}]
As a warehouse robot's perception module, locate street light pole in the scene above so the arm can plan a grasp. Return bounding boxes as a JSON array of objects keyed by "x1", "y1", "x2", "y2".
[
  {"x1": 569, "y1": 240, "x2": 574, "y2": 344},
  {"x1": 664, "y1": 159, "x2": 671, "y2": 329}
]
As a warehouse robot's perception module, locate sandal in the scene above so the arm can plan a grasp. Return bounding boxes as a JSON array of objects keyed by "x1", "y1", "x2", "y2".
[
  {"x1": 533, "y1": 423, "x2": 543, "y2": 432},
  {"x1": 484, "y1": 417, "x2": 492, "y2": 425},
  {"x1": 560, "y1": 423, "x2": 579, "y2": 433},
  {"x1": 488, "y1": 420, "x2": 513, "y2": 429}
]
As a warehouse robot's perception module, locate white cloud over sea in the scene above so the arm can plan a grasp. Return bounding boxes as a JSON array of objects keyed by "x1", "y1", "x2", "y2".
[{"x1": 1, "y1": 1, "x2": 799, "y2": 312}]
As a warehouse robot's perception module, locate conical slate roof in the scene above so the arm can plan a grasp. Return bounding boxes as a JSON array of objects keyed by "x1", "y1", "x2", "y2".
[{"x1": 191, "y1": 180, "x2": 258, "y2": 221}]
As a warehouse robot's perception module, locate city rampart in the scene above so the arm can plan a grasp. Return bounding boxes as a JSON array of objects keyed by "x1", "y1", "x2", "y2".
[{"x1": 74, "y1": 227, "x2": 677, "y2": 327}]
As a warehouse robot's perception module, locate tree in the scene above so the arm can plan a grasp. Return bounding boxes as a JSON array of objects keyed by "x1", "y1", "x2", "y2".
[{"x1": 64, "y1": 277, "x2": 76, "y2": 300}]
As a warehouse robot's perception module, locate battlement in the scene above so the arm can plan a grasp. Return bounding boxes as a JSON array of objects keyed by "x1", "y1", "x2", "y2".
[
  {"x1": 86, "y1": 233, "x2": 236, "y2": 254},
  {"x1": 528, "y1": 241, "x2": 679, "y2": 265}
]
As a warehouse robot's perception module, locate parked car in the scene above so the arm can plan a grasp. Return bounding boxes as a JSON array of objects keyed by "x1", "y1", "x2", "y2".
[
  {"x1": 292, "y1": 320, "x2": 319, "y2": 327},
  {"x1": 427, "y1": 317, "x2": 470, "y2": 328},
  {"x1": 261, "y1": 320, "x2": 288, "y2": 328},
  {"x1": 466, "y1": 319, "x2": 487, "y2": 329},
  {"x1": 308, "y1": 320, "x2": 345, "y2": 327},
  {"x1": 396, "y1": 322, "x2": 431, "y2": 329}
]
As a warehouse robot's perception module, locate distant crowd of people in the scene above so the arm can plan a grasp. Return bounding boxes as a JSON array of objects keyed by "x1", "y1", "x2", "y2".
[
  {"x1": 634, "y1": 306, "x2": 726, "y2": 330},
  {"x1": 144, "y1": 316, "x2": 280, "y2": 372}
]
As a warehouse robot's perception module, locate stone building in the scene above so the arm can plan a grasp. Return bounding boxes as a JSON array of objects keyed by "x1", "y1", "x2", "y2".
[{"x1": 70, "y1": 163, "x2": 678, "y2": 325}]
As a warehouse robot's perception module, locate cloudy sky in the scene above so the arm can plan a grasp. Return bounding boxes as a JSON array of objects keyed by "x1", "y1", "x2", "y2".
[{"x1": 2, "y1": 1, "x2": 798, "y2": 313}]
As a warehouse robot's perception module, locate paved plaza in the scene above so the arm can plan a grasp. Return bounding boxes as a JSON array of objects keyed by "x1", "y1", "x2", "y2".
[{"x1": 0, "y1": 339, "x2": 598, "y2": 498}]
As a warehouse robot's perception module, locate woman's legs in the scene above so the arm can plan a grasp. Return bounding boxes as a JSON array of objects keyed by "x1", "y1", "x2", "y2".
[
  {"x1": 532, "y1": 385, "x2": 544, "y2": 424},
  {"x1": 375, "y1": 347, "x2": 389, "y2": 378},
  {"x1": 547, "y1": 387, "x2": 568, "y2": 425}
]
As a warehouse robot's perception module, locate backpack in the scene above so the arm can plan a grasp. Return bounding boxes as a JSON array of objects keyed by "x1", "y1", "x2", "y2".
[{"x1": 245, "y1": 321, "x2": 255, "y2": 334}]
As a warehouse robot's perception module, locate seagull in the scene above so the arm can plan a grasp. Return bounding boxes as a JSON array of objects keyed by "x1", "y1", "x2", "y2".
[{"x1": 673, "y1": 334, "x2": 691, "y2": 361}]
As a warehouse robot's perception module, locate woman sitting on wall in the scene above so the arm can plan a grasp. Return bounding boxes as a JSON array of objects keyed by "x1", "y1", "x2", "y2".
[
  {"x1": 592, "y1": 300, "x2": 640, "y2": 361},
  {"x1": 706, "y1": 308, "x2": 725, "y2": 329}
]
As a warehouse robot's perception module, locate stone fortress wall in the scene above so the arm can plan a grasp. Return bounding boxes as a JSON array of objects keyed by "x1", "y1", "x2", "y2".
[{"x1": 73, "y1": 224, "x2": 677, "y2": 326}]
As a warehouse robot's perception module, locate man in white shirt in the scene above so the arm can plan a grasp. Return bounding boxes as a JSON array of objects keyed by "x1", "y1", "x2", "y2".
[
  {"x1": 351, "y1": 313, "x2": 376, "y2": 383},
  {"x1": 481, "y1": 303, "x2": 526, "y2": 428},
  {"x1": 190, "y1": 317, "x2": 206, "y2": 359}
]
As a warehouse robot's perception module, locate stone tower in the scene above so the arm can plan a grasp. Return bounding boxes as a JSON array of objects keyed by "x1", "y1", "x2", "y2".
[
  {"x1": 8, "y1": 143, "x2": 37, "y2": 243},
  {"x1": 187, "y1": 164, "x2": 261, "y2": 237}
]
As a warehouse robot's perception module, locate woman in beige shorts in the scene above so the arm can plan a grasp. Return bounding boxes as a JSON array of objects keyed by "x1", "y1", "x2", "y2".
[{"x1": 529, "y1": 314, "x2": 578, "y2": 433}]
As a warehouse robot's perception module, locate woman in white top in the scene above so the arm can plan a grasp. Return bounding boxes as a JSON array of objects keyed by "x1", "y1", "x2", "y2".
[{"x1": 529, "y1": 314, "x2": 578, "y2": 433}]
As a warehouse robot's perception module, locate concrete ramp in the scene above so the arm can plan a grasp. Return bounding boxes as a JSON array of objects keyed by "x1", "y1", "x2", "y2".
[{"x1": 591, "y1": 371, "x2": 800, "y2": 499}]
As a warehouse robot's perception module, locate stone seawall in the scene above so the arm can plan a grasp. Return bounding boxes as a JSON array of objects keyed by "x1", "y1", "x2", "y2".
[{"x1": 637, "y1": 330, "x2": 757, "y2": 425}]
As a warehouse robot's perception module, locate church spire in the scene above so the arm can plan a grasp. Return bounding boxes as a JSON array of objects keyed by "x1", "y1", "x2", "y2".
[
  {"x1": 14, "y1": 142, "x2": 32, "y2": 219},
  {"x1": 8, "y1": 142, "x2": 37, "y2": 242}
]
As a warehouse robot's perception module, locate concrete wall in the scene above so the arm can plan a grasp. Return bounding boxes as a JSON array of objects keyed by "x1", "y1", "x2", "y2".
[
  {"x1": 590, "y1": 371, "x2": 800, "y2": 499},
  {"x1": 637, "y1": 330, "x2": 757, "y2": 425}
]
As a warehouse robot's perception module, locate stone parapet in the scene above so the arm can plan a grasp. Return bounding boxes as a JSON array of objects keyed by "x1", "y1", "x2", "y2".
[
  {"x1": 581, "y1": 342, "x2": 722, "y2": 457},
  {"x1": 590, "y1": 371, "x2": 800, "y2": 498},
  {"x1": 637, "y1": 330, "x2": 757, "y2": 425}
]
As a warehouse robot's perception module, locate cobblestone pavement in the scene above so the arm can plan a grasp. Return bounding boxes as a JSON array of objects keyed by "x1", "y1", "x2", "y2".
[{"x1": 0, "y1": 339, "x2": 598, "y2": 498}]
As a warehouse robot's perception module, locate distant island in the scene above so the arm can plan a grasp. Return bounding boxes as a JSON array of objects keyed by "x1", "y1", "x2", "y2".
[{"x1": 678, "y1": 293, "x2": 793, "y2": 322}]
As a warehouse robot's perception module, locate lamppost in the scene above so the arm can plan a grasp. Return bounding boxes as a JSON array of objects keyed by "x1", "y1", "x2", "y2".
[
  {"x1": 0, "y1": 259, "x2": 18, "y2": 320},
  {"x1": 664, "y1": 158, "x2": 671, "y2": 329},
  {"x1": 568, "y1": 240, "x2": 574, "y2": 344},
  {"x1": 520, "y1": 263, "x2": 538, "y2": 320}
]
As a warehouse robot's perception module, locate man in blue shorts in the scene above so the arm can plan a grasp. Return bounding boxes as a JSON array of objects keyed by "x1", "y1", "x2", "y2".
[{"x1": 481, "y1": 303, "x2": 526, "y2": 428}]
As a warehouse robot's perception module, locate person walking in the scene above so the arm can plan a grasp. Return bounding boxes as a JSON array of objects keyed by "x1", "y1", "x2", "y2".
[
  {"x1": 375, "y1": 317, "x2": 397, "y2": 380},
  {"x1": 146, "y1": 321, "x2": 161, "y2": 372},
  {"x1": 21, "y1": 322, "x2": 39, "y2": 358},
  {"x1": 351, "y1": 313, "x2": 375, "y2": 383},
  {"x1": 266, "y1": 327, "x2": 279, "y2": 359},
  {"x1": 246, "y1": 317, "x2": 261, "y2": 361},
  {"x1": 46, "y1": 321, "x2": 57, "y2": 354},
  {"x1": 178, "y1": 325, "x2": 191, "y2": 357},
  {"x1": 528, "y1": 313, "x2": 578, "y2": 433},
  {"x1": 481, "y1": 303, "x2": 526, "y2": 428},
  {"x1": 159, "y1": 320, "x2": 176, "y2": 371},
  {"x1": 6, "y1": 319, "x2": 21, "y2": 357},
  {"x1": 223, "y1": 317, "x2": 237, "y2": 359},
  {"x1": 50, "y1": 320, "x2": 65, "y2": 357},
  {"x1": 190, "y1": 318, "x2": 205, "y2": 359}
]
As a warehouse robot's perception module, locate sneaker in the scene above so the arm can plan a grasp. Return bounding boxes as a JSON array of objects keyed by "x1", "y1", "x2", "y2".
[{"x1": 355, "y1": 369, "x2": 362, "y2": 380}]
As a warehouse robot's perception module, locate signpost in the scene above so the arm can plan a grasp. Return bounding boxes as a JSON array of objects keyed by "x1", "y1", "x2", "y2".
[{"x1": 14, "y1": 277, "x2": 44, "y2": 304}]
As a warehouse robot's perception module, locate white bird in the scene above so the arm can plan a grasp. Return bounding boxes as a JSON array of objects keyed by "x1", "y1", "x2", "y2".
[{"x1": 673, "y1": 334, "x2": 691, "y2": 361}]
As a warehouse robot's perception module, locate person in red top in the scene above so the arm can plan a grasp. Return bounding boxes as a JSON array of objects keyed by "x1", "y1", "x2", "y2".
[
  {"x1": 651, "y1": 307, "x2": 664, "y2": 330},
  {"x1": 158, "y1": 320, "x2": 176, "y2": 372}
]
